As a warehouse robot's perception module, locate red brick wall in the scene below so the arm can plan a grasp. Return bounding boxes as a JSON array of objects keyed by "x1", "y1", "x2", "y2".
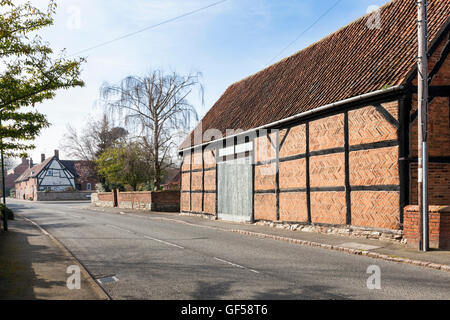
[
  {"x1": 94, "y1": 191, "x2": 180, "y2": 211},
  {"x1": 180, "y1": 99, "x2": 402, "y2": 230},
  {"x1": 404, "y1": 205, "x2": 450, "y2": 249},
  {"x1": 180, "y1": 146, "x2": 217, "y2": 215},
  {"x1": 98, "y1": 192, "x2": 114, "y2": 202},
  {"x1": 151, "y1": 191, "x2": 180, "y2": 204},
  {"x1": 118, "y1": 191, "x2": 152, "y2": 203},
  {"x1": 409, "y1": 30, "x2": 450, "y2": 205},
  {"x1": 15, "y1": 179, "x2": 37, "y2": 201}
]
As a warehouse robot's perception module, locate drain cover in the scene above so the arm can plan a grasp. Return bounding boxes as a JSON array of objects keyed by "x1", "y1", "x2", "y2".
[{"x1": 96, "y1": 276, "x2": 119, "y2": 284}]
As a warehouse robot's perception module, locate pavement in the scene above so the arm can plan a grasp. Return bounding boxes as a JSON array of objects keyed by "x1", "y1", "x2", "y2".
[
  {"x1": 0, "y1": 214, "x2": 108, "y2": 300},
  {"x1": 2, "y1": 198, "x2": 450, "y2": 300}
]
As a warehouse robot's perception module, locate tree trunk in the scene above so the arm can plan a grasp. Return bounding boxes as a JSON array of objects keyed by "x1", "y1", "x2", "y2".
[{"x1": 153, "y1": 122, "x2": 161, "y2": 190}]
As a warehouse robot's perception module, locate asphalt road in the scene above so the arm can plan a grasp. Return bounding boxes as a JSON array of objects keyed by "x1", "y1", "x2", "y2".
[{"x1": 7, "y1": 199, "x2": 450, "y2": 300}]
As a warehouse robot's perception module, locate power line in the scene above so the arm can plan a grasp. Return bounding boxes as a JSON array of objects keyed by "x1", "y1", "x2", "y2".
[
  {"x1": 266, "y1": 0, "x2": 343, "y2": 66},
  {"x1": 69, "y1": 0, "x2": 229, "y2": 57}
]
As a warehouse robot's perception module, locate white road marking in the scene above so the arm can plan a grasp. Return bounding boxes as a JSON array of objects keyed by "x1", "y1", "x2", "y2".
[
  {"x1": 214, "y1": 257, "x2": 259, "y2": 273},
  {"x1": 105, "y1": 224, "x2": 184, "y2": 249},
  {"x1": 106, "y1": 224, "x2": 133, "y2": 233},
  {"x1": 143, "y1": 235, "x2": 184, "y2": 249}
]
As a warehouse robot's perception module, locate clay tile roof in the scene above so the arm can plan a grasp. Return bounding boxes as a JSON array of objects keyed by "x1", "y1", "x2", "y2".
[
  {"x1": 15, "y1": 157, "x2": 54, "y2": 183},
  {"x1": 180, "y1": 0, "x2": 450, "y2": 149}
]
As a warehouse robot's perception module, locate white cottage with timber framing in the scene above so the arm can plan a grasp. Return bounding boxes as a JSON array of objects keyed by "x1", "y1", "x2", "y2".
[{"x1": 15, "y1": 150, "x2": 76, "y2": 200}]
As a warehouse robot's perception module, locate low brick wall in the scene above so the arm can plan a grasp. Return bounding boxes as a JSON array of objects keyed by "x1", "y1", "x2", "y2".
[
  {"x1": 118, "y1": 192, "x2": 152, "y2": 210},
  {"x1": 91, "y1": 190, "x2": 180, "y2": 212},
  {"x1": 36, "y1": 191, "x2": 94, "y2": 201},
  {"x1": 150, "y1": 191, "x2": 180, "y2": 212},
  {"x1": 403, "y1": 205, "x2": 450, "y2": 249},
  {"x1": 91, "y1": 193, "x2": 115, "y2": 207}
]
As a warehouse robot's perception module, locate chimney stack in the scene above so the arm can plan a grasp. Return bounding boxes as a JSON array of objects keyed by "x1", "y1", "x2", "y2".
[
  {"x1": 54, "y1": 150, "x2": 59, "y2": 160},
  {"x1": 29, "y1": 158, "x2": 33, "y2": 168},
  {"x1": 41, "y1": 154, "x2": 45, "y2": 163},
  {"x1": 21, "y1": 157, "x2": 27, "y2": 165}
]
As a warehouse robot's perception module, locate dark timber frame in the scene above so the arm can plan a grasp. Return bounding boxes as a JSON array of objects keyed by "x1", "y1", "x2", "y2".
[
  {"x1": 181, "y1": 90, "x2": 406, "y2": 225},
  {"x1": 179, "y1": 24, "x2": 450, "y2": 232}
]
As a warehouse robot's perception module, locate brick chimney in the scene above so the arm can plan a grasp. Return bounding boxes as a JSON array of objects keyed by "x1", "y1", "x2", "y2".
[
  {"x1": 41, "y1": 154, "x2": 45, "y2": 163},
  {"x1": 29, "y1": 158, "x2": 33, "y2": 168},
  {"x1": 54, "y1": 150, "x2": 59, "y2": 160},
  {"x1": 21, "y1": 157, "x2": 27, "y2": 165}
]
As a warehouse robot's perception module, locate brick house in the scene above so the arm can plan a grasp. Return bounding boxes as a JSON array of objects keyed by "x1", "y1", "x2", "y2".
[
  {"x1": 15, "y1": 150, "x2": 99, "y2": 201},
  {"x1": 179, "y1": 0, "x2": 450, "y2": 232},
  {"x1": 1, "y1": 158, "x2": 32, "y2": 197}
]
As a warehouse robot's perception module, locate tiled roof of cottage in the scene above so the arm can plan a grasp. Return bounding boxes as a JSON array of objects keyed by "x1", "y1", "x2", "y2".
[
  {"x1": 15, "y1": 157, "x2": 54, "y2": 183},
  {"x1": 180, "y1": 0, "x2": 450, "y2": 149},
  {"x1": 15, "y1": 158, "x2": 84, "y2": 183}
]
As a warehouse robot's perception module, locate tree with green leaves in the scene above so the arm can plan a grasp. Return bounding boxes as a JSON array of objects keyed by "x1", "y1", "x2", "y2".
[
  {"x1": 1, "y1": 0, "x2": 85, "y2": 157},
  {"x1": 96, "y1": 143, "x2": 155, "y2": 191}
]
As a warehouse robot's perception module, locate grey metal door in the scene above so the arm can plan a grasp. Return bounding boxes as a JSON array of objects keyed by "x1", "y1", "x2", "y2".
[{"x1": 217, "y1": 156, "x2": 253, "y2": 222}]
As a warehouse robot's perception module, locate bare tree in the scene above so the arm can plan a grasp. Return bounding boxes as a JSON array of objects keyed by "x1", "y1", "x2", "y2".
[
  {"x1": 60, "y1": 113, "x2": 127, "y2": 161},
  {"x1": 100, "y1": 70, "x2": 201, "y2": 190}
]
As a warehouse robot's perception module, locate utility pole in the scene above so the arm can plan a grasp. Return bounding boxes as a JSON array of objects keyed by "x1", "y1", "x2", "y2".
[
  {"x1": 417, "y1": 0, "x2": 428, "y2": 251},
  {"x1": 0, "y1": 119, "x2": 7, "y2": 232}
]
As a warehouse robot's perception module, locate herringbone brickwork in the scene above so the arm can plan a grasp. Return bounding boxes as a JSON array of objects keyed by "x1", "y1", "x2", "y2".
[
  {"x1": 310, "y1": 192, "x2": 346, "y2": 225},
  {"x1": 181, "y1": 173, "x2": 190, "y2": 191},
  {"x1": 191, "y1": 172, "x2": 203, "y2": 191},
  {"x1": 279, "y1": 159, "x2": 306, "y2": 190},
  {"x1": 349, "y1": 104, "x2": 398, "y2": 145},
  {"x1": 309, "y1": 114, "x2": 344, "y2": 151},
  {"x1": 204, "y1": 170, "x2": 216, "y2": 191},
  {"x1": 279, "y1": 192, "x2": 308, "y2": 222},
  {"x1": 254, "y1": 133, "x2": 277, "y2": 163},
  {"x1": 181, "y1": 192, "x2": 190, "y2": 212},
  {"x1": 279, "y1": 124, "x2": 306, "y2": 157},
  {"x1": 351, "y1": 191, "x2": 400, "y2": 229},
  {"x1": 254, "y1": 193, "x2": 276, "y2": 221},
  {"x1": 191, "y1": 193, "x2": 202, "y2": 213},
  {"x1": 204, "y1": 193, "x2": 216, "y2": 215},
  {"x1": 254, "y1": 164, "x2": 276, "y2": 191},
  {"x1": 349, "y1": 147, "x2": 399, "y2": 186},
  {"x1": 309, "y1": 153, "x2": 345, "y2": 188}
]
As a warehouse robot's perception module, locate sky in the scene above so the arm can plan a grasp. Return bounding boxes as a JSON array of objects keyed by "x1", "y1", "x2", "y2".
[{"x1": 18, "y1": 0, "x2": 390, "y2": 162}]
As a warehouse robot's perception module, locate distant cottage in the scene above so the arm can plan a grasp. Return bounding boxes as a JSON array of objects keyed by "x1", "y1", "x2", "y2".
[
  {"x1": 179, "y1": 0, "x2": 450, "y2": 232},
  {"x1": 15, "y1": 150, "x2": 99, "y2": 201}
]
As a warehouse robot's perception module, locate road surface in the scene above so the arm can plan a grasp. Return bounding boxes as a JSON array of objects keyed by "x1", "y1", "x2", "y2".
[{"x1": 7, "y1": 199, "x2": 450, "y2": 300}]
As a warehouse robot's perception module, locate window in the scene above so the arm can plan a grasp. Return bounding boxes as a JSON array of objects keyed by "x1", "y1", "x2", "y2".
[
  {"x1": 86, "y1": 183, "x2": 92, "y2": 191},
  {"x1": 47, "y1": 170, "x2": 53, "y2": 176}
]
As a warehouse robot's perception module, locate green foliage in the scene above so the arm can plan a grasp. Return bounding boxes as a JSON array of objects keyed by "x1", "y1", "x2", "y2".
[
  {"x1": 96, "y1": 143, "x2": 154, "y2": 191},
  {"x1": 138, "y1": 182, "x2": 155, "y2": 192},
  {"x1": 0, "y1": 0, "x2": 85, "y2": 157},
  {"x1": 0, "y1": 203, "x2": 14, "y2": 220}
]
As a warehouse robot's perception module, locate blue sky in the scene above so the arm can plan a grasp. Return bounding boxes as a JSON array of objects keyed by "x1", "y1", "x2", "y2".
[{"x1": 27, "y1": 0, "x2": 390, "y2": 161}]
